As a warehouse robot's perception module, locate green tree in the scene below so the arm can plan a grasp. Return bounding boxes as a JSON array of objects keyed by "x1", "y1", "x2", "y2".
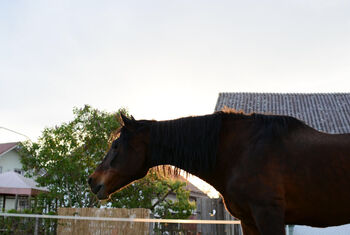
[
  {"x1": 111, "y1": 171, "x2": 196, "y2": 219},
  {"x1": 19, "y1": 105, "x2": 196, "y2": 219},
  {"x1": 20, "y1": 105, "x2": 122, "y2": 209}
]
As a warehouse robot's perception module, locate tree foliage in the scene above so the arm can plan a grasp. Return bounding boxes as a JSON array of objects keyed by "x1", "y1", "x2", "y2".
[
  {"x1": 111, "y1": 171, "x2": 195, "y2": 219},
  {"x1": 20, "y1": 105, "x2": 121, "y2": 209},
  {"x1": 19, "y1": 105, "x2": 196, "y2": 219}
]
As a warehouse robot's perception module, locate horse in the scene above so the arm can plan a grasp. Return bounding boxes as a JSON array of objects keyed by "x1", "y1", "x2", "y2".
[{"x1": 88, "y1": 110, "x2": 350, "y2": 235}]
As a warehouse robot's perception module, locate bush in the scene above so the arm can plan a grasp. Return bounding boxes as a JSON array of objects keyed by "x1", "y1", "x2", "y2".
[{"x1": 0, "y1": 210, "x2": 57, "y2": 235}]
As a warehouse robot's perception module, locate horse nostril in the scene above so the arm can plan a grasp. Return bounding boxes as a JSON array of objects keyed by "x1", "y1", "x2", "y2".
[
  {"x1": 96, "y1": 184, "x2": 102, "y2": 192},
  {"x1": 88, "y1": 177, "x2": 92, "y2": 186}
]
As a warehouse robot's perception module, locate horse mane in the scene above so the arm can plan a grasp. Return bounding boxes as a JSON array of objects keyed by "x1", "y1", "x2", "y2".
[
  {"x1": 148, "y1": 113, "x2": 222, "y2": 176},
  {"x1": 115, "y1": 109, "x2": 306, "y2": 176},
  {"x1": 222, "y1": 108, "x2": 307, "y2": 145}
]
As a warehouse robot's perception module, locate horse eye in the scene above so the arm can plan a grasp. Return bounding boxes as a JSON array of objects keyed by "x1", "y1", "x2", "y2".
[
  {"x1": 110, "y1": 148, "x2": 119, "y2": 166},
  {"x1": 112, "y1": 140, "x2": 119, "y2": 149}
]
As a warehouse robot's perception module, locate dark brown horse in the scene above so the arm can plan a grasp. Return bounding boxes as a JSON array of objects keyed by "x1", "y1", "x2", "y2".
[{"x1": 88, "y1": 111, "x2": 350, "y2": 235}]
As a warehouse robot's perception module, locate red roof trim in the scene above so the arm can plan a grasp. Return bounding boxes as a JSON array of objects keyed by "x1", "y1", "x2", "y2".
[{"x1": 0, "y1": 142, "x2": 19, "y2": 156}]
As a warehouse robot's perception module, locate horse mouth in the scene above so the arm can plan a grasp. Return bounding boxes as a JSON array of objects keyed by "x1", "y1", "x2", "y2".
[
  {"x1": 90, "y1": 183, "x2": 109, "y2": 200},
  {"x1": 97, "y1": 188, "x2": 109, "y2": 200},
  {"x1": 96, "y1": 185, "x2": 108, "y2": 200}
]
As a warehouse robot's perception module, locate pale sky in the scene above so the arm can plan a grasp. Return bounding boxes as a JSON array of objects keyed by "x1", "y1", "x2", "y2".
[{"x1": 1, "y1": 0, "x2": 350, "y2": 143}]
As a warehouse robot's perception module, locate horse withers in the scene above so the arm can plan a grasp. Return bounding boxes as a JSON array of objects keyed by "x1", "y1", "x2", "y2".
[{"x1": 89, "y1": 111, "x2": 350, "y2": 235}]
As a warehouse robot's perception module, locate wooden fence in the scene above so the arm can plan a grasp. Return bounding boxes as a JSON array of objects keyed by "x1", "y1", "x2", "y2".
[
  {"x1": 57, "y1": 208, "x2": 150, "y2": 235},
  {"x1": 196, "y1": 198, "x2": 242, "y2": 235}
]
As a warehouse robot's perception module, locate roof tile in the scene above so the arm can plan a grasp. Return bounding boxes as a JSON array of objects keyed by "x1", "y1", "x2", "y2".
[{"x1": 215, "y1": 93, "x2": 350, "y2": 134}]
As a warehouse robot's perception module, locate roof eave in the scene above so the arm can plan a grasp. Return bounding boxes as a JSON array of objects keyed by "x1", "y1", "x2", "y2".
[{"x1": 0, "y1": 144, "x2": 19, "y2": 158}]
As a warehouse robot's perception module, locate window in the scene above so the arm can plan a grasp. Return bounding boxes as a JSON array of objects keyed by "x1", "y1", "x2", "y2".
[
  {"x1": 19, "y1": 198, "x2": 29, "y2": 210},
  {"x1": 14, "y1": 168, "x2": 24, "y2": 175}
]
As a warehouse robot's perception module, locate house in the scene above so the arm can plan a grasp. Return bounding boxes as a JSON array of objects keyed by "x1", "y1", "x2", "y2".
[
  {"x1": 169, "y1": 175, "x2": 210, "y2": 201},
  {"x1": 0, "y1": 171, "x2": 48, "y2": 211},
  {"x1": 0, "y1": 142, "x2": 24, "y2": 175},
  {"x1": 215, "y1": 92, "x2": 350, "y2": 235},
  {"x1": 0, "y1": 142, "x2": 48, "y2": 211}
]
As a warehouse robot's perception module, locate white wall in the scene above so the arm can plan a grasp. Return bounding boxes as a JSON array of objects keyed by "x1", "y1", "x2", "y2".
[
  {"x1": 0, "y1": 149, "x2": 23, "y2": 173},
  {"x1": 0, "y1": 196, "x2": 16, "y2": 211},
  {"x1": 0, "y1": 150, "x2": 28, "y2": 212},
  {"x1": 4, "y1": 197, "x2": 16, "y2": 211},
  {"x1": 291, "y1": 225, "x2": 350, "y2": 235}
]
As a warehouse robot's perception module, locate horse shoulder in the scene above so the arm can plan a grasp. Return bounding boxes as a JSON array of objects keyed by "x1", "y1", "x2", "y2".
[{"x1": 222, "y1": 150, "x2": 286, "y2": 218}]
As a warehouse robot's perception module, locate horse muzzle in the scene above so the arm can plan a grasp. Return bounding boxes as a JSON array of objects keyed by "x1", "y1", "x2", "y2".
[{"x1": 88, "y1": 176, "x2": 109, "y2": 200}]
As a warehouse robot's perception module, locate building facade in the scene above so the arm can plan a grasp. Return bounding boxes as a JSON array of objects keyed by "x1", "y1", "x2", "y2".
[
  {"x1": 0, "y1": 142, "x2": 47, "y2": 211},
  {"x1": 0, "y1": 142, "x2": 24, "y2": 175}
]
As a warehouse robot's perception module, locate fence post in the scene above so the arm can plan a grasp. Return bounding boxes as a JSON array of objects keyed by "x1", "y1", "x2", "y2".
[
  {"x1": 14, "y1": 195, "x2": 18, "y2": 211},
  {"x1": 149, "y1": 213, "x2": 154, "y2": 235},
  {"x1": 287, "y1": 225, "x2": 294, "y2": 235},
  {"x1": 34, "y1": 216, "x2": 39, "y2": 235}
]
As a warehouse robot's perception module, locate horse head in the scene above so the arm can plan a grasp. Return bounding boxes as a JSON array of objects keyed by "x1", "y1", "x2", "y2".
[{"x1": 88, "y1": 114, "x2": 149, "y2": 200}]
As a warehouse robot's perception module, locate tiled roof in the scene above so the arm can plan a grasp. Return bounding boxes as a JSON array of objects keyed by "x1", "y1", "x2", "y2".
[
  {"x1": 170, "y1": 175, "x2": 209, "y2": 198},
  {"x1": 0, "y1": 171, "x2": 46, "y2": 190},
  {"x1": 0, "y1": 142, "x2": 19, "y2": 156},
  {"x1": 215, "y1": 93, "x2": 350, "y2": 134},
  {"x1": 181, "y1": 177, "x2": 209, "y2": 198},
  {"x1": 0, "y1": 171, "x2": 48, "y2": 195}
]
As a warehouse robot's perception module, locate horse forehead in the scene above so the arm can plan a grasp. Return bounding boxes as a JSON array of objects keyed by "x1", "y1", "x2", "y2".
[{"x1": 99, "y1": 151, "x2": 113, "y2": 167}]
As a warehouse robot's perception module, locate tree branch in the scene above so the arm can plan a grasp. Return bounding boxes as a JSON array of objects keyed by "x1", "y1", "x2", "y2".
[{"x1": 150, "y1": 189, "x2": 173, "y2": 211}]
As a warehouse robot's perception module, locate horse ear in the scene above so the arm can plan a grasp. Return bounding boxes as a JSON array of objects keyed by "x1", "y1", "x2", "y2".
[{"x1": 121, "y1": 113, "x2": 136, "y2": 130}]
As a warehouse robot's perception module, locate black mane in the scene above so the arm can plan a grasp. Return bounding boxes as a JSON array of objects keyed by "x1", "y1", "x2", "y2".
[
  {"x1": 222, "y1": 109, "x2": 307, "y2": 146},
  {"x1": 148, "y1": 113, "x2": 222, "y2": 175},
  {"x1": 145, "y1": 110, "x2": 306, "y2": 175},
  {"x1": 252, "y1": 113, "x2": 306, "y2": 137}
]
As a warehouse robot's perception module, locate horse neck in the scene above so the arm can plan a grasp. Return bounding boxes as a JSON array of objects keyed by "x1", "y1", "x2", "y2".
[
  {"x1": 147, "y1": 113, "x2": 222, "y2": 176},
  {"x1": 145, "y1": 115, "x2": 245, "y2": 195}
]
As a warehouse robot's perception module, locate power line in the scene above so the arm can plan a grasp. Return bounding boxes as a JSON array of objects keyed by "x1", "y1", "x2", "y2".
[{"x1": 0, "y1": 126, "x2": 31, "y2": 141}]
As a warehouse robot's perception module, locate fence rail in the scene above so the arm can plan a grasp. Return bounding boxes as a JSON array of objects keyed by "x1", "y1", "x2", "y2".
[
  {"x1": 0, "y1": 211, "x2": 242, "y2": 235},
  {"x1": 2, "y1": 212, "x2": 350, "y2": 235},
  {"x1": 0, "y1": 213, "x2": 241, "y2": 224}
]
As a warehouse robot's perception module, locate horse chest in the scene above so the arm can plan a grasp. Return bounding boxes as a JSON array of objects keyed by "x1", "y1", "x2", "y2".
[
  {"x1": 223, "y1": 193, "x2": 262, "y2": 224},
  {"x1": 223, "y1": 184, "x2": 260, "y2": 220}
]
